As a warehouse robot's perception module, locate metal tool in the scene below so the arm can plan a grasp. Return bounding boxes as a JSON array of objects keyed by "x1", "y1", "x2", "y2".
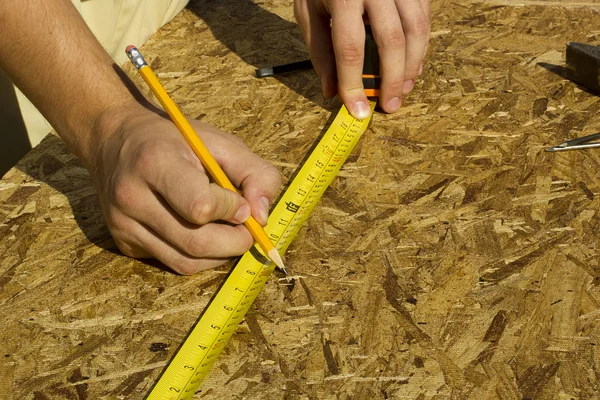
[
  {"x1": 255, "y1": 59, "x2": 313, "y2": 78},
  {"x1": 546, "y1": 132, "x2": 600, "y2": 152},
  {"x1": 546, "y1": 42, "x2": 600, "y2": 152}
]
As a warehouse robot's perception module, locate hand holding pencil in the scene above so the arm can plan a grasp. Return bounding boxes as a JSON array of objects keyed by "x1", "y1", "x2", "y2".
[{"x1": 125, "y1": 46, "x2": 286, "y2": 272}]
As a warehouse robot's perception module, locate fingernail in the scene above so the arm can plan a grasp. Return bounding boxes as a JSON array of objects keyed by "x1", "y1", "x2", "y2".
[
  {"x1": 233, "y1": 204, "x2": 251, "y2": 224},
  {"x1": 351, "y1": 101, "x2": 371, "y2": 119},
  {"x1": 418, "y1": 63, "x2": 424, "y2": 76},
  {"x1": 403, "y1": 79, "x2": 415, "y2": 95},
  {"x1": 386, "y1": 97, "x2": 401, "y2": 113},
  {"x1": 258, "y1": 196, "x2": 270, "y2": 225}
]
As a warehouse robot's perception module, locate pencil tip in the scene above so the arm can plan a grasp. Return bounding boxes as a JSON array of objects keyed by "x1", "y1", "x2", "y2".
[{"x1": 268, "y1": 249, "x2": 287, "y2": 274}]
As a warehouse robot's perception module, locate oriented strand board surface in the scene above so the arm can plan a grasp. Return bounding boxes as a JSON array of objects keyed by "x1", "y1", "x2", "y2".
[{"x1": 2, "y1": 0, "x2": 600, "y2": 398}]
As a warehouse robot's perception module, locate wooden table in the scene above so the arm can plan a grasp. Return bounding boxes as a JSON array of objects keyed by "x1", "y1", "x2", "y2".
[{"x1": 2, "y1": 0, "x2": 600, "y2": 398}]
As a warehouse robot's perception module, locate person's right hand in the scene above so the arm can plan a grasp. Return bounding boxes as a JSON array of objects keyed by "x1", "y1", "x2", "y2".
[
  {"x1": 0, "y1": 0, "x2": 281, "y2": 275},
  {"x1": 92, "y1": 104, "x2": 282, "y2": 274}
]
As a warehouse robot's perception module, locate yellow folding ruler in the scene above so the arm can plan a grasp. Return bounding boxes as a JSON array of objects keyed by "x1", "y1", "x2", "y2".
[{"x1": 146, "y1": 101, "x2": 376, "y2": 399}]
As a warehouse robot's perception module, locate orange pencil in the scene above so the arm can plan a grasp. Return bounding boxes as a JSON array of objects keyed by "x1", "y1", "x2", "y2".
[{"x1": 125, "y1": 45, "x2": 286, "y2": 272}]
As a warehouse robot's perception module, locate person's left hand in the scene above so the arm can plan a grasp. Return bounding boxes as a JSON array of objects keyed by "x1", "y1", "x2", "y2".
[{"x1": 294, "y1": 0, "x2": 430, "y2": 118}]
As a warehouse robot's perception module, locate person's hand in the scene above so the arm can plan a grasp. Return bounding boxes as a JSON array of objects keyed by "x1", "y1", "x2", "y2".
[
  {"x1": 0, "y1": 0, "x2": 282, "y2": 275},
  {"x1": 294, "y1": 0, "x2": 430, "y2": 118},
  {"x1": 92, "y1": 105, "x2": 282, "y2": 274}
]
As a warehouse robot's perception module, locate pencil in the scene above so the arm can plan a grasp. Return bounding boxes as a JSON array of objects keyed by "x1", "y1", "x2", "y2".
[{"x1": 125, "y1": 46, "x2": 286, "y2": 273}]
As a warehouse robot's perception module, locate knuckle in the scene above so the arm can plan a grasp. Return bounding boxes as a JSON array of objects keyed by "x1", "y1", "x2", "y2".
[
  {"x1": 220, "y1": 130, "x2": 246, "y2": 148},
  {"x1": 183, "y1": 233, "x2": 211, "y2": 258},
  {"x1": 404, "y1": 68, "x2": 419, "y2": 81},
  {"x1": 190, "y1": 194, "x2": 217, "y2": 224},
  {"x1": 113, "y1": 237, "x2": 138, "y2": 258},
  {"x1": 107, "y1": 217, "x2": 143, "y2": 257},
  {"x1": 231, "y1": 135, "x2": 249, "y2": 149},
  {"x1": 133, "y1": 141, "x2": 161, "y2": 172},
  {"x1": 106, "y1": 212, "x2": 127, "y2": 232},
  {"x1": 378, "y1": 29, "x2": 406, "y2": 50},
  {"x1": 272, "y1": 170, "x2": 283, "y2": 188},
  {"x1": 234, "y1": 227, "x2": 254, "y2": 253},
  {"x1": 338, "y1": 43, "x2": 363, "y2": 66},
  {"x1": 262, "y1": 164, "x2": 282, "y2": 189},
  {"x1": 170, "y1": 257, "x2": 199, "y2": 276},
  {"x1": 112, "y1": 178, "x2": 135, "y2": 210},
  {"x1": 385, "y1": 80, "x2": 406, "y2": 95},
  {"x1": 408, "y1": 14, "x2": 431, "y2": 36}
]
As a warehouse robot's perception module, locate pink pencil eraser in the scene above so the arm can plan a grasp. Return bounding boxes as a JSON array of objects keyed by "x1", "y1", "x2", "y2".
[{"x1": 125, "y1": 45, "x2": 136, "y2": 53}]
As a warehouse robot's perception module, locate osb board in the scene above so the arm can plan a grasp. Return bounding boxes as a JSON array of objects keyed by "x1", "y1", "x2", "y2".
[{"x1": 2, "y1": 0, "x2": 600, "y2": 398}]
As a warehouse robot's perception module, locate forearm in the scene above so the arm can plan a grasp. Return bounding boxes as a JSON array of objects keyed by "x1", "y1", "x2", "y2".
[{"x1": 0, "y1": 0, "x2": 142, "y2": 167}]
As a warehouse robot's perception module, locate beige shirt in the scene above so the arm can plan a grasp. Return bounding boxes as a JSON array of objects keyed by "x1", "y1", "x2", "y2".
[{"x1": 16, "y1": 0, "x2": 189, "y2": 146}]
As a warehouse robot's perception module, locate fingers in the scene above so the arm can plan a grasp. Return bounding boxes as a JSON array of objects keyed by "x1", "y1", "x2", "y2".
[
  {"x1": 394, "y1": 0, "x2": 429, "y2": 89},
  {"x1": 365, "y1": 0, "x2": 429, "y2": 113},
  {"x1": 294, "y1": 0, "x2": 431, "y2": 116},
  {"x1": 365, "y1": 1, "x2": 405, "y2": 113},
  {"x1": 112, "y1": 217, "x2": 248, "y2": 275},
  {"x1": 109, "y1": 187, "x2": 255, "y2": 274},
  {"x1": 238, "y1": 163, "x2": 282, "y2": 225},
  {"x1": 419, "y1": 0, "x2": 431, "y2": 72},
  {"x1": 294, "y1": 0, "x2": 337, "y2": 98},
  {"x1": 330, "y1": 0, "x2": 372, "y2": 119},
  {"x1": 139, "y1": 145, "x2": 251, "y2": 226},
  {"x1": 99, "y1": 109, "x2": 281, "y2": 275},
  {"x1": 419, "y1": 0, "x2": 431, "y2": 25},
  {"x1": 200, "y1": 122, "x2": 282, "y2": 226},
  {"x1": 125, "y1": 190, "x2": 255, "y2": 259}
]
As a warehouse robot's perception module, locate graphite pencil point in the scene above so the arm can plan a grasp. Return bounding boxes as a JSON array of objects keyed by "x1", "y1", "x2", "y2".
[{"x1": 267, "y1": 248, "x2": 286, "y2": 274}]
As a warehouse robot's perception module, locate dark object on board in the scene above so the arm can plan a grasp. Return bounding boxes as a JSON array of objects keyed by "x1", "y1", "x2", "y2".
[{"x1": 565, "y1": 41, "x2": 600, "y2": 93}]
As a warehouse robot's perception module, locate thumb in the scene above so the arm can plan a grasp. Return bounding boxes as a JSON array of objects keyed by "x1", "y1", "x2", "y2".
[
  {"x1": 207, "y1": 184, "x2": 252, "y2": 225},
  {"x1": 210, "y1": 149, "x2": 281, "y2": 227},
  {"x1": 239, "y1": 164, "x2": 282, "y2": 226},
  {"x1": 191, "y1": 121, "x2": 282, "y2": 226}
]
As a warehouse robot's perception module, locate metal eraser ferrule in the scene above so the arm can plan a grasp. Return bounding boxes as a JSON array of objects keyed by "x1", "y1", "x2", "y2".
[
  {"x1": 256, "y1": 67, "x2": 274, "y2": 78},
  {"x1": 126, "y1": 47, "x2": 148, "y2": 70}
]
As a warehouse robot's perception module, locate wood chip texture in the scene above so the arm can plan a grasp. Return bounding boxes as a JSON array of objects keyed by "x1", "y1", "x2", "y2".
[{"x1": 2, "y1": 0, "x2": 600, "y2": 398}]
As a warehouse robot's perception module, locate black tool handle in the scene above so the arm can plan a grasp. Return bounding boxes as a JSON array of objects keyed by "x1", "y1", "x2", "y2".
[{"x1": 256, "y1": 25, "x2": 381, "y2": 98}]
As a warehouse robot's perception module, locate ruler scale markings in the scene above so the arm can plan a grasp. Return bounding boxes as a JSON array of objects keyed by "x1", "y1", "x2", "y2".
[
  {"x1": 146, "y1": 104, "x2": 374, "y2": 399},
  {"x1": 178, "y1": 260, "x2": 266, "y2": 392},
  {"x1": 158, "y1": 266, "x2": 254, "y2": 397},
  {"x1": 268, "y1": 118, "x2": 353, "y2": 248},
  {"x1": 271, "y1": 116, "x2": 364, "y2": 250},
  {"x1": 276, "y1": 117, "x2": 364, "y2": 250}
]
